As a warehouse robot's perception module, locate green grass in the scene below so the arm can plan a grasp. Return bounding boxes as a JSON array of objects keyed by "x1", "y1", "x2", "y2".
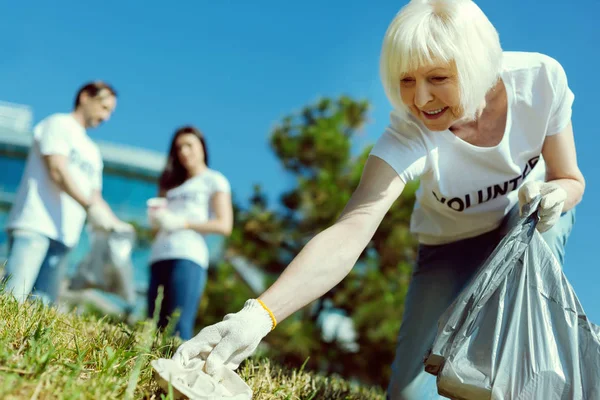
[{"x1": 0, "y1": 292, "x2": 384, "y2": 399}]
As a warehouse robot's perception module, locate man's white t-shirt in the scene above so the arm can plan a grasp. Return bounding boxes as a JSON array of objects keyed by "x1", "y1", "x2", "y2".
[
  {"x1": 149, "y1": 169, "x2": 231, "y2": 268},
  {"x1": 7, "y1": 113, "x2": 103, "y2": 248},
  {"x1": 370, "y1": 51, "x2": 575, "y2": 245}
]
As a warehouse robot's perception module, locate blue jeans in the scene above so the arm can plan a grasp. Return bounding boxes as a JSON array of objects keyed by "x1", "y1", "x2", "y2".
[
  {"x1": 147, "y1": 258, "x2": 208, "y2": 340},
  {"x1": 386, "y1": 207, "x2": 576, "y2": 400},
  {"x1": 2, "y1": 229, "x2": 70, "y2": 305}
]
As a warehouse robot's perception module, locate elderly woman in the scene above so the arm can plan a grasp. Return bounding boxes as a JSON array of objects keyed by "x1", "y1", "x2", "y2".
[{"x1": 169, "y1": 0, "x2": 585, "y2": 398}]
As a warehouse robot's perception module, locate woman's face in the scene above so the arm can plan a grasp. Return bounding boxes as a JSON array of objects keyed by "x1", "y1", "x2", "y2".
[
  {"x1": 399, "y1": 62, "x2": 463, "y2": 131},
  {"x1": 175, "y1": 133, "x2": 205, "y2": 173}
]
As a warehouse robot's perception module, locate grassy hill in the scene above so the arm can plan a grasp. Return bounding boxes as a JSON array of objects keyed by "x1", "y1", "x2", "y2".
[{"x1": 0, "y1": 293, "x2": 384, "y2": 399}]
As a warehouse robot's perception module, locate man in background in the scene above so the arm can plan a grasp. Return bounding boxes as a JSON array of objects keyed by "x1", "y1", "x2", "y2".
[{"x1": 2, "y1": 81, "x2": 132, "y2": 305}]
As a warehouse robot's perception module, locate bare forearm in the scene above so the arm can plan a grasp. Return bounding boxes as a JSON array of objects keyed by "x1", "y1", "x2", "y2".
[
  {"x1": 541, "y1": 122, "x2": 585, "y2": 212},
  {"x1": 49, "y1": 167, "x2": 91, "y2": 209},
  {"x1": 187, "y1": 219, "x2": 232, "y2": 236},
  {"x1": 549, "y1": 177, "x2": 585, "y2": 211},
  {"x1": 95, "y1": 196, "x2": 119, "y2": 221},
  {"x1": 258, "y1": 219, "x2": 372, "y2": 323},
  {"x1": 255, "y1": 155, "x2": 405, "y2": 326}
]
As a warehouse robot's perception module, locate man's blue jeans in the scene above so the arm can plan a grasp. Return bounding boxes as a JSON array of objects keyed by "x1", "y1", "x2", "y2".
[{"x1": 2, "y1": 229, "x2": 70, "y2": 305}]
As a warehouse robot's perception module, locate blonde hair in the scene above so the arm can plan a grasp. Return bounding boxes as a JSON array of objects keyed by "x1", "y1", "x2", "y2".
[{"x1": 380, "y1": 0, "x2": 503, "y2": 120}]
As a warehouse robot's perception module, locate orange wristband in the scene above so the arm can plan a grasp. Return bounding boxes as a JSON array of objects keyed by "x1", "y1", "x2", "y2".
[{"x1": 257, "y1": 299, "x2": 277, "y2": 330}]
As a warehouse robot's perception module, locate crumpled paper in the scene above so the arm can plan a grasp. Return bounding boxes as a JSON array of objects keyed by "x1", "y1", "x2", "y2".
[{"x1": 151, "y1": 357, "x2": 252, "y2": 400}]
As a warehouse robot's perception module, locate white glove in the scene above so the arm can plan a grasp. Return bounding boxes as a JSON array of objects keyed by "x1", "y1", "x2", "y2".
[
  {"x1": 87, "y1": 202, "x2": 115, "y2": 232},
  {"x1": 173, "y1": 299, "x2": 274, "y2": 375},
  {"x1": 518, "y1": 181, "x2": 567, "y2": 232},
  {"x1": 112, "y1": 220, "x2": 135, "y2": 233},
  {"x1": 155, "y1": 210, "x2": 188, "y2": 232}
]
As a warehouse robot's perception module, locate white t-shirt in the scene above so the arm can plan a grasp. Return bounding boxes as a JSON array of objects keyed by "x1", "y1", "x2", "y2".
[
  {"x1": 370, "y1": 51, "x2": 575, "y2": 245},
  {"x1": 149, "y1": 169, "x2": 231, "y2": 268},
  {"x1": 7, "y1": 113, "x2": 103, "y2": 248}
]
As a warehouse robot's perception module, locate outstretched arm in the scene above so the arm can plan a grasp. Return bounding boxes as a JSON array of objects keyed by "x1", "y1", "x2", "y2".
[{"x1": 259, "y1": 155, "x2": 406, "y2": 322}]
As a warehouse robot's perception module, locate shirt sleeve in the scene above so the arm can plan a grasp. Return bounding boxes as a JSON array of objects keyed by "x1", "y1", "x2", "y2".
[
  {"x1": 212, "y1": 171, "x2": 231, "y2": 194},
  {"x1": 37, "y1": 116, "x2": 72, "y2": 157},
  {"x1": 545, "y1": 56, "x2": 575, "y2": 136},
  {"x1": 369, "y1": 112, "x2": 429, "y2": 183}
]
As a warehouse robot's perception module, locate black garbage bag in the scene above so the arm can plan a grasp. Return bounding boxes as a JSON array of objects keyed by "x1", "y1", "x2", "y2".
[{"x1": 424, "y1": 197, "x2": 600, "y2": 399}]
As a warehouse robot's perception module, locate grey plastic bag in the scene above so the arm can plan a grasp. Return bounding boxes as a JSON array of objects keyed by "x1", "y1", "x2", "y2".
[
  {"x1": 69, "y1": 228, "x2": 136, "y2": 307},
  {"x1": 424, "y1": 198, "x2": 600, "y2": 399}
]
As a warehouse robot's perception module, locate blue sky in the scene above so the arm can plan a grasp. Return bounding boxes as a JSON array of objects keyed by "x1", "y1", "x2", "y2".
[{"x1": 1, "y1": 1, "x2": 599, "y2": 320}]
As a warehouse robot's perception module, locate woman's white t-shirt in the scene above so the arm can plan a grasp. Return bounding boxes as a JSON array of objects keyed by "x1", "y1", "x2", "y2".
[
  {"x1": 369, "y1": 51, "x2": 575, "y2": 245},
  {"x1": 149, "y1": 169, "x2": 231, "y2": 268}
]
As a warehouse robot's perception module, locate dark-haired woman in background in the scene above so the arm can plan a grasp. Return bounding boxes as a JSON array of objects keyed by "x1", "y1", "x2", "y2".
[{"x1": 147, "y1": 126, "x2": 233, "y2": 340}]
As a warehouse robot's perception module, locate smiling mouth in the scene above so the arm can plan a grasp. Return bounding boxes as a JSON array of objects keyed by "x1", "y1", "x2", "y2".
[{"x1": 421, "y1": 107, "x2": 448, "y2": 120}]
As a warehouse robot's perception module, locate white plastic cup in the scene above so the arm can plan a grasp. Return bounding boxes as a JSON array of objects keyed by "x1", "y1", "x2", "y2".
[{"x1": 146, "y1": 197, "x2": 167, "y2": 221}]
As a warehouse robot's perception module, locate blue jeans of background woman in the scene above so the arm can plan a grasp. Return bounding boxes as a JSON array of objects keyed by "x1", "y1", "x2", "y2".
[
  {"x1": 147, "y1": 258, "x2": 208, "y2": 340},
  {"x1": 386, "y1": 207, "x2": 576, "y2": 400}
]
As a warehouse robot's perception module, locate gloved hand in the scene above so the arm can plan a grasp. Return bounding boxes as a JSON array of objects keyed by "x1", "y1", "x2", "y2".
[
  {"x1": 112, "y1": 220, "x2": 135, "y2": 233},
  {"x1": 518, "y1": 180, "x2": 567, "y2": 232},
  {"x1": 154, "y1": 209, "x2": 188, "y2": 232},
  {"x1": 87, "y1": 202, "x2": 115, "y2": 231},
  {"x1": 151, "y1": 358, "x2": 253, "y2": 400},
  {"x1": 173, "y1": 299, "x2": 275, "y2": 375}
]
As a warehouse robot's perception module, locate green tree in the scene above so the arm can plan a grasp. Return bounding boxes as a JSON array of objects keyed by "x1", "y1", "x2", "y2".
[{"x1": 202, "y1": 96, "x2": 420, "y2": 388}]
